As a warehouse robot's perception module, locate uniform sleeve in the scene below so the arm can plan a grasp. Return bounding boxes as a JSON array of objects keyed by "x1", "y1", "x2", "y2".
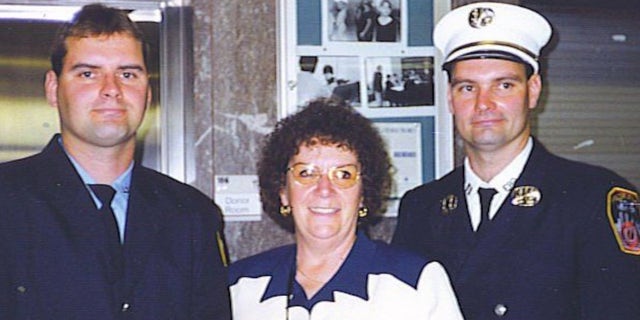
[
  {"x1": 577, "y1": 182, "x2": 640, "y2": 319},
  {"x1": 191, "y1": 200, "x2": 232, "y2": 320}
]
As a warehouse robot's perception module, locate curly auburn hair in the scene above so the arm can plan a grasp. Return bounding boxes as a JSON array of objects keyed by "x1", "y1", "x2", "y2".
[{"x1": 258, "y1": 98, "x2": 393, "y2": 232}]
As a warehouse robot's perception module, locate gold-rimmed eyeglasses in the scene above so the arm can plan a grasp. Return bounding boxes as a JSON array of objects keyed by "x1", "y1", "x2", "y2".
[{"x1": 286, "y1": 163, "x2": 360, "y2": 189}]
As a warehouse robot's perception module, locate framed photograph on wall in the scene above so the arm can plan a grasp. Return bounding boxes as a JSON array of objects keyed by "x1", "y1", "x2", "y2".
[
  {"x1": 326, "y1": 0, "x2": 402, "y2": 43},
  {"x1": 278, "y1": 0, "x2": 453, "y2": 215},
  {"x1": 365, "y1": 56, "x2": 434, "y2": 108},
  {"x1": 296, "y1": 55, "x2": 361, "y2": 109}
]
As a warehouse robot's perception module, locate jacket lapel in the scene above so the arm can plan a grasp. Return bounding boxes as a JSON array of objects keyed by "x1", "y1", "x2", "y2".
[
  {"x1": 120, "y1": 167, "x2": 164, "y2": 292},
  {"x1": 29, "y1": 136, "x2": 118, "y2": 287},
  {"x1": 430, "y1": 169, "x2": 477, "y2": 274},
  {"x1": 34, "y1": 136, "x2": 104, "y2": 243}
]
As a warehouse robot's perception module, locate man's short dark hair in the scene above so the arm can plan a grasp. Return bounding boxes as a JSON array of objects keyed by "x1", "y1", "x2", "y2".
[{"x1": 50, "y1": 3, "x2": 149, "y2": 75}]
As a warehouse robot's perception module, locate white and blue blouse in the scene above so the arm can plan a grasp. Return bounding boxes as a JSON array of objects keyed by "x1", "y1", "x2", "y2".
[{"x1": 228, "y1": 233, "x2": 463, "y2": 320}]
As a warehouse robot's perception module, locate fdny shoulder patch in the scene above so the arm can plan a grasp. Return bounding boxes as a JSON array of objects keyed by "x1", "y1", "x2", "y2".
[{"x1": 607, "y1": 187, "x2": 640, "y2": 255}]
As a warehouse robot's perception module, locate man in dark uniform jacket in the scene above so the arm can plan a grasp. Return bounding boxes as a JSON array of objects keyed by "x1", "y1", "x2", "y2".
[
  {"x1": 0, "y1": 4, "x2": 231, "y2": 319},
  {"x1": 392, "y1": 2, "x2": 640, "y2": 319}
]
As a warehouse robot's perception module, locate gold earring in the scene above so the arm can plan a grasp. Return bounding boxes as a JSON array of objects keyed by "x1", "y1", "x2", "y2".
[
  {"x1": 280, "y1": 205, "x2": 291, "y2": 217},
  {"x1": 358, "y1": 207, "x2": 368, "y2": 218}
]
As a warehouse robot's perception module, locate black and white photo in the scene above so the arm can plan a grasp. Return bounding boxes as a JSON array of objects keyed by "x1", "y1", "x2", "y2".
[
  {"x1": 365, "y1": 56, "x2": 434, "y2": 108},
  {"x1": 296, "y1": 56, "x2": 361, "y2": 108},
  {"x1": 327, "y1": 0, "x2": 402, "y2": 43}
]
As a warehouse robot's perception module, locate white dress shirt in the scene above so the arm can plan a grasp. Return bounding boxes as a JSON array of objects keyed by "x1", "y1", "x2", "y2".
[{"x1": 464, "y1": 137, "x2": 534, "y2": 231}]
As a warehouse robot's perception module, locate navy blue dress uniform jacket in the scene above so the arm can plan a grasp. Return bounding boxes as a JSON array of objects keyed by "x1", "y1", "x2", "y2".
[
  {"x1": 392, "y1": 139, "x2": 640, "y2": 319},
  {"x1": 0, "y1": 135, "x2": 231, "y2": 320}
]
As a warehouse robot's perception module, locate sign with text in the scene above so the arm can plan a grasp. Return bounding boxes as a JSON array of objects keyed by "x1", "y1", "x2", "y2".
[{"x1": 214, "y1": 175, "x2": 262, "y2": 221}]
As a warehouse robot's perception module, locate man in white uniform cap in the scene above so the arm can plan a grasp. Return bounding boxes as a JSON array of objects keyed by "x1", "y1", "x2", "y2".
[{"x1": 393, "y1": 2, "x2": 640, "y2": 319}]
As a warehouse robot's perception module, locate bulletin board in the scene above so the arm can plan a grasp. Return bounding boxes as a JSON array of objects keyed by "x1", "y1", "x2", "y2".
[{"x1": 277, "y1": 0, "x2": 453, "y2": 216}]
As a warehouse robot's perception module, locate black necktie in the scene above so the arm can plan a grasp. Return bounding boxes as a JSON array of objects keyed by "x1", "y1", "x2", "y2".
[
  {"x1": 89, "y1": 184, "x2": 124, "y2": 283},
  {"x1": 477, "y1": 188, "x2": 497, "y2": 235}
]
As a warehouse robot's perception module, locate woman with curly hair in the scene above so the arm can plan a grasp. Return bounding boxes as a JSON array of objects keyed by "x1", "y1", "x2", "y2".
[{"x1": 228, "y1": 98, "x2": 463, "y2": 319}]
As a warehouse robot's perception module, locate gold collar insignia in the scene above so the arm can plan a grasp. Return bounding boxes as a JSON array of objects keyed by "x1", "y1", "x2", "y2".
[{"x1": 510, "y1": 186, "x2": 541, "y2": 207}]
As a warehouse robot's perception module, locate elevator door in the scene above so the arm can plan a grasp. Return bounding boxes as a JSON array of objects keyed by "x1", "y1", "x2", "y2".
[{"x1": 0, "y1": 5, "x2": 161, "y2": 170}]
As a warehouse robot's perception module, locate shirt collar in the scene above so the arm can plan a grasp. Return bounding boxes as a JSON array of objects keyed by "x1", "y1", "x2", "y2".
[
  {"x1": 464, "y1": 137, "x2": 533, "y2": 195},
  {"x1": 57, "y1": 136, "x2": 133, "y2": 194},
  {"x1": 261, "y1": 245, "x2": 296, "y2": 302},
  {"x1": 262, "y1": 231, "x2": 374, "y2": 307},
  {"x1": 318, "y1": 231, "x2": 373, "y2": 301}
]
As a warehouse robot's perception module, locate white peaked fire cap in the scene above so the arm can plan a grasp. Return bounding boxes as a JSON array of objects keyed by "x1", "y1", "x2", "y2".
[{"x1": 434, "y1": 2, "x2": 552, "y2": 74}]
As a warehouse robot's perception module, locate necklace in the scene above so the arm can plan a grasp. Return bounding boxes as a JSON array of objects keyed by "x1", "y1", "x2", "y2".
[
  {"x1": 296, "y1": 267, "x2": 327, "y2": 285},
  {"x1": 287, "y1": 237, "x2": 356, "y2": 319},
  {"x1": 287, "y1": 254, "x2": 345, "y2": 319}
]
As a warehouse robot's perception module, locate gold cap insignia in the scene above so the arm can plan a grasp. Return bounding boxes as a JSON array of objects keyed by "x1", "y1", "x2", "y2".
[
  {"x1": 510, "y1": 186, "x2": 541, "y2": 207},
  {"x1": 469, "y1": 7, "x2": 495, "y2": 29},
  {"x1": 441, "y1": 194, "x2": 458, "y2": 214}
]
